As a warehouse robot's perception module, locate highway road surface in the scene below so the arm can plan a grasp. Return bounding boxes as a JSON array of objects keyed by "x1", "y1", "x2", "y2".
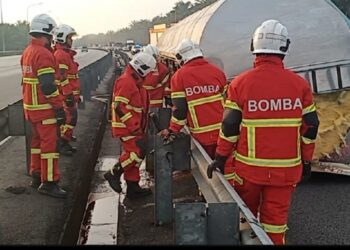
[{"x1": 0, "y1": 49, "x2": 108, "y2": 109}]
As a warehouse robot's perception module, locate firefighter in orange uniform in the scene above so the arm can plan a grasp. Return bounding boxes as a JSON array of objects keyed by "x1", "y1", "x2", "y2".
[
  {"x1": 143, "y1": 44, "x2": 170, "y2": 108},
  {"x1": 104, "y1": 52, "x2": 156, "y2": 199},
  {"x1": 21, "y1": 14, "x2": 67, "y2": 198},
  {"x1": 53, "y1": 24, "x2": 80, "y2": 156},
  {"x1": 160, "y1": 39, "x2": 235, "y2": 182},
  {"x1": 207, "y1": 20, "x2": 320, "y2": 245}
]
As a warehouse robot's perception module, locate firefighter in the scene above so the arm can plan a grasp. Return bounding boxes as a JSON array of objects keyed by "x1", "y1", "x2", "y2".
[
  {"x1": 53, "y1": 24, "x2": 80, "y2": 156},
  {"x1": 207, "y1": 20, "x2": 320, "y2": 245},
  {"x1": 143, "y1": 44, "x2": 170, "y2": 109},
  {"x1": 21, "y1": 14, "x2": 67, "y2": 198},
  {"x1": 104, "y1": 52, "x2": 156, "y2": 199},
  {"x1": 159, "y1": 39, "x2": 235, "y2": 182}
]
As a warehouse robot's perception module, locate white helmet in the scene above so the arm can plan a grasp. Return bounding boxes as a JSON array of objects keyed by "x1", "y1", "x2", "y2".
[
  {"x1": 143, "y1": 44, "x2": 160, "y2": 60},
  {"x1": 251, "y1": 19, "x2": 290, "y2": 55},
  {"x1": 54, "y1": 24, "x2": 77, "y2": 43},
  {"x1": 129, "y1": 52, "x2": 157, "y2": 78},
  {"x1": 175, "y1": 38, "x2": 203, "y2": 65},
  {"x1": 29, "y1": 14, "x2": 57, "y2": 36}
]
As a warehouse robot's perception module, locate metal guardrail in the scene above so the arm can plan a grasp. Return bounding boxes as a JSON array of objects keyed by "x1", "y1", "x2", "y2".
[
  {"x1": 0, "y1": 50, "x2": 22, "y2": 57},
  {"x1": 189, "y1": 131, "x2": 274, "y2": 245},
  {"x1": 0, "y1": 50, "x2": 114, "y2": 170}
]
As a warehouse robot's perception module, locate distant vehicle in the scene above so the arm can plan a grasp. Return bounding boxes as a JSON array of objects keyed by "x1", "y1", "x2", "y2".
[
  {"x1": 81, "y1": 46, "x2": 88, "y2": 52},
  {"x1": 126, "y1": 39, "x2": 135, "y2": 51},
  {"x1": 131, "y1": 44, "x2": 142, "y2": 55}
]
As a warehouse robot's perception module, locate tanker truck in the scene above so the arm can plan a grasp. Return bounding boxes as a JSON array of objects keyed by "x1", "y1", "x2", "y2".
[{"x1": 157, "y1": 0, "x2": 350, "y2": 176}]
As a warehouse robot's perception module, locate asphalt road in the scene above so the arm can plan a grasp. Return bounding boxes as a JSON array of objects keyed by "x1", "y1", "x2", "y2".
[{"x1": 0, "y1": 49, "x2": 107, "y2": 109}]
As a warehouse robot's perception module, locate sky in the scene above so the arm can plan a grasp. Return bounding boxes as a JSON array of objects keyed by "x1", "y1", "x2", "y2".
[{"x1": 1, "y1": 0, "x2": 195, "y2": 37}]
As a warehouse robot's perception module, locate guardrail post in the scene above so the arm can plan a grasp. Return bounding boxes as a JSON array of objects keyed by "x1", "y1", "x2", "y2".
[
  {"x1": 174, "y1": 202, "x2": 240, "y2": 245},
  {"x1": 154, "y1": 135, "x2": 173, "y2": 225}
]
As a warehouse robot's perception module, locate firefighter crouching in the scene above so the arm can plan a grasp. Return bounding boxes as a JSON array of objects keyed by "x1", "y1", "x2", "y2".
[
  {"x1": 104, "y1": 52, "x2": 157, "y2": 199},
  {"x1": 21, "y1": 14, "x2": 67, "y2": 199},
  {"x1": 53, "y1": 24, "x2": 80, "y2": 156},
  {"x1": 143, "y1": 44, "x2": 170, "y2": 109},
  {"x1": 160, "y1": 38, "x2": 235, "y2": 183},
  {"x1": 207, "y1": 20, "x2": 320, "y2": 245}
]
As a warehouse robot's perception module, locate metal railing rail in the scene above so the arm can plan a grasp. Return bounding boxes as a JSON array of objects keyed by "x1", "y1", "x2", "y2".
[
  {"x1": 0, "y1": 50, "x2": 114, "y2": 172},
  {"x1": 188, "y1": 127, "x2": 274, "y2": 245}
]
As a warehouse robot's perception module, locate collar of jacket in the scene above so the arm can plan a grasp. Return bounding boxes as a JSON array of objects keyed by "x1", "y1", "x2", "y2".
[
  {"x1": 254, "y1": 55, "x2": 284, "y2": 69},
  {"x1": 30, "y1": 37, "x2": 52, "y2": 51},
  {"x1": 126, "y1": 65, "x2": 143, "y2": 87},
  {"x1": 183, "y1": 57, "x2": 207, "y2": 67},
  {"x1": 55, "y1": 43, "x2": 76, "y2": 56}
]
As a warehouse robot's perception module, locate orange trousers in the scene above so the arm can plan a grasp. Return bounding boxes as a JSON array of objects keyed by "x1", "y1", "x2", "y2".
[
  {"x1": 233, "y1": 178, "x2": 296, "y2": 245},
  {"x1": 30, "y1": 120, "x2": 61, "y2": 182}
]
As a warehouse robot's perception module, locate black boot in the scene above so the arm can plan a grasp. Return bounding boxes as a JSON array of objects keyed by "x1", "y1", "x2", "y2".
[
  {"x1": 37, "y1": 182, "x2": 67, "y2": 199},
  {"x1": 126, "y1": 180, "x2": 152, "y2": 199},
  {"x1": 66, "y1": 142, "x2": 77, "y2": 153},
  {"x1": 71, "y1": 135, "x2": 77, "y2": 142},
  {"x1": 59, "y1": 139, "x2": 74, "y2": 156},
  {"x1": 29, "y1": 171, "x2": 41, "y2": 189},
  {"x1": 104, "y1": 163, "x2": 124, "y2": 193}
]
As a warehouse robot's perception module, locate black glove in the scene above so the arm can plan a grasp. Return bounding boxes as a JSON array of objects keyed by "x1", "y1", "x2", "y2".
[
  {"x1": 207, "y1": 154, "x2": 227, "y2": 179},
  {"x1": 55, "y1": 108, "x2": 66, "y2": 126},
  {"x1": 65, "y1": 94, "x2": 74, "y2": 107},
  {"x1": 301, "y1": 160, "x2": 312, "y2": 182}
]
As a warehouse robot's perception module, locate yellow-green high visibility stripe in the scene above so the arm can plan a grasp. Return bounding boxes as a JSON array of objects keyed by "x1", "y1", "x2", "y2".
[
  {"x1": 121, "y1": 152, "x2": 142, "y2": 168},
  {"x1": 161, "y1": 74, "x2": 170, "y2": 84},
  {"x1": 42, "y1": 118, "x2": 57, "y2": 125},
  {"x1": 60, "y1": 79, "x2": 69, "y2": 86},
  {"x1": 171, "y1": 116, "x2": 186, "y2": 126},
  {"x1": 120, "y1": 112, "x2": 132, "y2": 123},
  {"x1": 37, "y1": 67, "x2": 55, "y2": 76},
  {"x1": 188, "y1": 94, "x2": 223, "y2": 128},
  {"x1": 23, "y1": 103, "x2": 52, "y2": 111},
  {"x1": 150, "y1": 99, "x2": 163, "y2": 105},
  {"x1": 115, "y1": 96, "x2": 129, "y2": 104},
  {"x1": 225, "y1": 100, "x2": 242, "y2": 111},
  {"x1": 242, "y1": 118, "x2": 302, "y2": 128},
  {"x1": 248, "y1": 127, "x2": 256, "y2": 158},
  {"x1": 67, "y1": 74, "x2": 79, "y2": 79},
  {"x1": 143, "y1": 84, "x2": 162, "y2": 90},
  {"x1": 190, "y1": 123, "x2": 221, "y2": 134},
  {"x1": 171, "y1": 92, "x2": 186, "y2": 99},
  {"x1": 125, "y1": 104, "x2": 143, "y2": 113},
  {"x1": 121, "y1": 135, "x2": 136, "y2": 141},
  {"x1": 112, "y1": 122, "x2": 126, "y2": 128},
  {"x1": 23, "y1": 78, "x2": 39, "y2": 84},
  {"x1": 32, "y1": 84, "x2": 38, "y2": 105},
  {"x1": 31, "y1": 148, "x2": 41, "y2": 154},
  {"x1": 302, "y1": 136, "x2": 316, "y2": 145},
  {"x1": 41, "y1": 153, "x2": 59, "y2": 159},
  {"x1": 235, "y1": 153, "x2": 301, "y2": 168},
  {"x1": 46, "y1": 89, "x2": 59, "y2": 98},
  {"x1": 303, "y1": 104, "x2": 316, "y2": 116},
  {"x1": 219, "y1": 129, "x2": 238, "y2": 143},
  {"x1": 72, "y1": 90, "x2": 80, "y2": 95},
  {"x1": 261, "y1": 223, "x2": 288, "y2": 234},
  {"x1": 59, "y1": 64, "x2": 69, "y2": 70},
  {"x1": 187, "y1": 94, "x2": 223, "y2": 106}
]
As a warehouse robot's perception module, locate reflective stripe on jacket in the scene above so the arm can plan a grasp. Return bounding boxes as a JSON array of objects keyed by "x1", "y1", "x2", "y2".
[
  {"x1": 111, "y1": 66, "x2": 149, "y2": 138},
  {"x1": 216, "y1": 55, "x2": 317, "y2": 185},
  {"x1": 169, "y1": 58, "x2": 227, "y2": 146},
  {"x1": 54, "y1": 44, "x2": 80, "y2": 97},
  {"x1": 143, "y1": 62, "x2": 170, "y2": 108},
  {"x1": 21, "y1": 38, "x2": 63, "y2": 123}
]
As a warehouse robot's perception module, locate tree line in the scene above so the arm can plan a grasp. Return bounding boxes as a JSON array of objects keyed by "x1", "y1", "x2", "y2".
[{"x1": 0, "y1": 0, "x2": 348, "y2": 52}]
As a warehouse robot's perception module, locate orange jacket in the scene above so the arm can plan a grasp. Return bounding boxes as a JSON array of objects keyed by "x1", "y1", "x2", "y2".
[
  {"x1": 170, "y1": 58, "x2": 227, "y2": 146},
  {"x1": 53, "y1": 44, "x2": 80, "y2": 98},
  {"x1": 21, "y1": 38, "x2": 63, "y2": 123},
  {"x1": 216, "y1": 55, "x2": 318, "y2": 186},
  {"x1": 143, "y1": 62, "x2": 170, "y2": 108},
  {"x1": 111, "y1": 66, "x2": 149, "y2": 138}
]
